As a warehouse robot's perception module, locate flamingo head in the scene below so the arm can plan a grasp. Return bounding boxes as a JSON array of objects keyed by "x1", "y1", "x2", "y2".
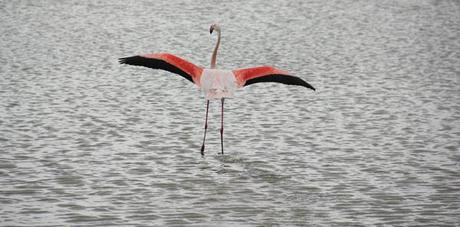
[{"x1": 210, "y1": 24, "x2": 221, "y2": 34}]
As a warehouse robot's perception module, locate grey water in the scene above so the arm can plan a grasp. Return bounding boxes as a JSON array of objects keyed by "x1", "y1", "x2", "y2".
[{"x1": 1, "y1": 0, "x2": 459, "y2": 225}]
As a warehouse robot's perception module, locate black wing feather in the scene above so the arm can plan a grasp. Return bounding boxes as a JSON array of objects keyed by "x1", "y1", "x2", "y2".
[
  {"x1": 119, "y1": 56, "x2": 193, "y2": 83},
  {"x1": 245, "y1": 74, "x2": 315, "y2": 91}
]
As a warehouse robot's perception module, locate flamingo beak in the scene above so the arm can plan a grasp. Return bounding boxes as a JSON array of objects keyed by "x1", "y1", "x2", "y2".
[{"x1": 210, "y1": 26, "x2": 214, "y2": 34}]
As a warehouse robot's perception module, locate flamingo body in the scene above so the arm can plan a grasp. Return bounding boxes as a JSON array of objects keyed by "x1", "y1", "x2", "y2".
[
  {"x1": 119, "y1": 24, "x2": 315, "y2": 155},
  {"x1": 200, "y1": 69, "x2": 237, "y2": 99},
  {"x1": 119, "y1": 55, "x2": 315, "y2": 96}
]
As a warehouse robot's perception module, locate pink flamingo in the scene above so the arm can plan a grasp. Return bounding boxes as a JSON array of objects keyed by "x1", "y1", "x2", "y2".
[{"x1": 119, "y1": 24, "x2": 315, "y2": 155}]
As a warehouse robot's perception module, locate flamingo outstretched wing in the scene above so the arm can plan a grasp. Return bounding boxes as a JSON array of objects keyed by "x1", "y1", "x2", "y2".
[
  {"x1": 233, "y1": 66, "x2": 315, "y2": 90},
  {"x1": 119, "y1": 53, "x2": 203, "y2": 85}
]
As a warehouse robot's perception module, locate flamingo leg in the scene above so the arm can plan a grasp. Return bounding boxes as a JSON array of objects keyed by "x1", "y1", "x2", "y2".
[
  {"x1": 220, "y1": 98, "x2": 224, "y2": 155},
  {"x1": 201, "y1": 100, "x2": 210, "y2": 155}
]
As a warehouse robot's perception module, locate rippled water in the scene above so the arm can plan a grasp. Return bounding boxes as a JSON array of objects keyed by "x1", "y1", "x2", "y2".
[{"x1": 1, "y1": 0, "x2": 460, "y2": 225}]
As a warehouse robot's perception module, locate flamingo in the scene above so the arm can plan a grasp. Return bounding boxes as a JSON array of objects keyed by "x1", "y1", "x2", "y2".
[{"x1": 119, "y1": 24, "x2": 315, "y2": 155}]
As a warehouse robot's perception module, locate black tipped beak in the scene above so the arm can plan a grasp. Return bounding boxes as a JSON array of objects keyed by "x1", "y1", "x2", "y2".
[{"x1": 210, "y1": 27, "x2": 214, "y2": 34}]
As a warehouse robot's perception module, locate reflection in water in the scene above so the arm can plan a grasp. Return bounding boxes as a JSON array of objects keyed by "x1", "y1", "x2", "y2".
[{"x1": 1, "y1": 0, "x2": 459, "y2": 225}]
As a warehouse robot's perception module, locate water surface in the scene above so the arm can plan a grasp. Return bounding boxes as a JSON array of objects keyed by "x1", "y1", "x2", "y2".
[{"x1": 1, "y1": 0, "x2": 459, "y2": 225}]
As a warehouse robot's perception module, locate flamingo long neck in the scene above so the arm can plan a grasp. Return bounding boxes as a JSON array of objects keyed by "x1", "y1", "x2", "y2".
[{"x1": 211, "y1": 30, "x2": 221, "y2": 69}]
